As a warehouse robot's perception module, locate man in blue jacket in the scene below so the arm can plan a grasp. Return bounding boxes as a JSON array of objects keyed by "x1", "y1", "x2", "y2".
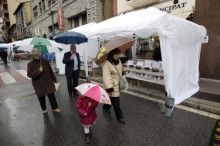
[{"x1": 63, "y1": 45, "x2": 81, "y2": 98}]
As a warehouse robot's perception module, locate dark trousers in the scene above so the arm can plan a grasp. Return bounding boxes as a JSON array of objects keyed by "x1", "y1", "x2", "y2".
[
  {"x1": 3, "y1": 57, "x2": 7, "y2": 64},
  {"x1": 103, "y1": 97, "x2": 124, "y2": 120},
  {"x1": 66, "y1": 70, "x2": 79, "y2": 95},
  {"x1": 38, "y1": 93, "x2": 58, "y2": 110}
]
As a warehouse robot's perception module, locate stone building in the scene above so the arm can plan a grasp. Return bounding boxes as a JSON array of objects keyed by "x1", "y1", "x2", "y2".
[
  {"x1": 13, "y1": 1, "x2": 32, "y2": 39},
  {"x1": 30, "y1": 0, "x2": 113, "y2": 38},
  {"x1": 0, "y1": 17, "x2": 3, "y2": 42},
  {"x1": 0, "y1": 0, "x2": 28, "y2": 42}
]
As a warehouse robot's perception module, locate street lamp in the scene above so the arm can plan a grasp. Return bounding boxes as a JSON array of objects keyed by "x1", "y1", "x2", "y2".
[{"x1": 48, "y1": 10, "x2": 57, "y2": 39}]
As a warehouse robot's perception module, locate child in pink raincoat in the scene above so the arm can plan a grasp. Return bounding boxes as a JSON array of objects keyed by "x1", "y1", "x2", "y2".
[{"x1": 76, "y1": 94, "x2": 98, "y2": 143}]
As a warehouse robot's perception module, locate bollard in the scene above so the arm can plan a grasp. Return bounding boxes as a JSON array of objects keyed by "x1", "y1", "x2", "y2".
[
  {"x1": 54, "y1": 66, "x2": 59, "y2": 76},
  {"x1": 86, "y1": 76, "x2": 91, "y2": 83},
  {"x1": 165, "y1": 96, "x2": 175, "y2": 117}
]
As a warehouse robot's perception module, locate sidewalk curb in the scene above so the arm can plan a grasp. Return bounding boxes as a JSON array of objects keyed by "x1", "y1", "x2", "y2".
[{"x1": 88, "y1": 77, "x2": 220, "y2": 115}]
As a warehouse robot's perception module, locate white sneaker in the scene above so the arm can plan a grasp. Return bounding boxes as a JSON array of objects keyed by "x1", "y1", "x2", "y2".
[{"x1": 53, "y1": 108, "x2": 61, "y2": 113}]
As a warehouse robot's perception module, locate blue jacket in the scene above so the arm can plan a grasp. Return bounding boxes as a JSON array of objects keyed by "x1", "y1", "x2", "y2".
[{"x1": 62, "y1": 51, "x2": 81, "y2": 77}]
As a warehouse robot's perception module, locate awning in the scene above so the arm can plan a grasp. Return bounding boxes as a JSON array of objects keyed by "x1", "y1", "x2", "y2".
[{"x1": 175, "y1": 12, "x2": 193, "y2": 19}]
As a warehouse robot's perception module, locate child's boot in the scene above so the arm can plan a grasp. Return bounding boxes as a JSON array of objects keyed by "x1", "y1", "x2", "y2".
[
  {"x1": 85, "y1": 134, "x2": 91, "y2": 143},
  {"x1": 89, "y1": 127, "x2": 92, "y2": 135}
]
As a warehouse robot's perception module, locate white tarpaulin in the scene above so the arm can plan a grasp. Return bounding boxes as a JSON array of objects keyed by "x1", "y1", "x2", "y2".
[
  {"x1": 82, "y1": 7, "x2": 206, "y2": 104},
  {"x1": 55, "y1": 39, "x2": 99, "y2": 75},
  {"x1": 55, "y1": 23, "x2": 99, "y2": 77}
]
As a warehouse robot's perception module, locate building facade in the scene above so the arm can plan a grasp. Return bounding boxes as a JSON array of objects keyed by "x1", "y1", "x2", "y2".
[
  {"x1": 0, "y1": 17, "x2": 3, "y2": 42},
  {"x1": 30, "y1": 0, "x2": 113, "y2": 38},
  {"x1": 13, "y1": 2, "x2": 32, "y2": 39},
  {"x1": 0, "y1": 0, "x2": 27, "y2": 42},
  {"x1": 115, "y1": 0, "x2": 220, "y2": 80},
  {"x1": 190, "y1": 0, "x2": 220, "y2": 80}
]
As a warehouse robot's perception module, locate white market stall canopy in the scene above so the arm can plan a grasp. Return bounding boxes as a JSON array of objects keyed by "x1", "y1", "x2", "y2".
[{"x1": 62, "y1": 7, "x2": 206, "y2": 104}]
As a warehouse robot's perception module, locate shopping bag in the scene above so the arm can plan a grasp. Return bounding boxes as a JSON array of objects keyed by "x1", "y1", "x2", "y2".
[
  {"x1": 120, "y1": 75, "x2": 128, "y2": 90},
  {"x1": 54, "y1": 82, "x2": 61, "y2": 92}
]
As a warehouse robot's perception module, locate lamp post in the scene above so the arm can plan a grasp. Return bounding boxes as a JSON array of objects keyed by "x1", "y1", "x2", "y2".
[{"x1": 48, "y1": 10, "x2": 57, "y2": 39}]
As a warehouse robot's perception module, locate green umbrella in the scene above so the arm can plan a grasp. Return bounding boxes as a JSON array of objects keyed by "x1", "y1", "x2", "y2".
[{"x1": 15, "y1": 37, "x2": 63, "y2": 53}]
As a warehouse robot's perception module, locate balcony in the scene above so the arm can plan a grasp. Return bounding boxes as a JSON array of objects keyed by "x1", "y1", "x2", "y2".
[{"x1": 126, "y1": 0, "x2": 160, "y2": 8}]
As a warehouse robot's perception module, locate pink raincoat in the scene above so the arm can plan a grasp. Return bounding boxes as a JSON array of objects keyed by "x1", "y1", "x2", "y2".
[{"x1": 76, "y1": 95, "x2": 98, "y2": 125}]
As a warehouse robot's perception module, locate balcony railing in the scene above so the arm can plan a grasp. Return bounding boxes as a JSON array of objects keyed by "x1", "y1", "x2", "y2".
[{"x1": 126, "y1": 0, "x2": 162, "y2": 8}]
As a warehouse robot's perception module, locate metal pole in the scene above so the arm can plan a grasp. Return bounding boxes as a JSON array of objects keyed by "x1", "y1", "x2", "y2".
[{"x1": 51, "y1": 11, "x2": 55, "y2": 38}]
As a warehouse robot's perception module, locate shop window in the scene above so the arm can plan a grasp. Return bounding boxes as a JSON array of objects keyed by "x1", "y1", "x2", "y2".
[
  {"x1": 136, "y1": 36, "x2": 159, "y2": 60},
  {"x1": 33, "y1": 6, "x2": 38, "y2": 18}
]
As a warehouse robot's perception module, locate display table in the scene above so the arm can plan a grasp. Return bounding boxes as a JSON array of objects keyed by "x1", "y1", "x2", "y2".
[
  {"x1": 80, "y1": 61, "x2": 101, "y2": 77},
  {"x1": 124, "y1": 60, "x2": 164, "y2": 87}
]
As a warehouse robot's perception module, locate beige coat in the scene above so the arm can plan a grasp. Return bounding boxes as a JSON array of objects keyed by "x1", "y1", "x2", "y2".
[{"x1": 103, "y1": 60, "x2": 122, "y2": 97}]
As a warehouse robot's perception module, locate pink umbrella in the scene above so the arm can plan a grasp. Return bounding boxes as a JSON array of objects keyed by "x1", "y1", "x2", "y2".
[{"x1": 75, "y1": 83, "x2": 111, "y2": 105}]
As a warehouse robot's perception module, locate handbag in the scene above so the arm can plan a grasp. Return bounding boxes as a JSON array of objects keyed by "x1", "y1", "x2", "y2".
[{"x1": 110, "y1": 60, "x2": 128, "y2": 90}]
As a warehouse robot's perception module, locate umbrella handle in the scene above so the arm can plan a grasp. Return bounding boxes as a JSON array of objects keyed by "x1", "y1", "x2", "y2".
[{"x1": 85, "y1": 99, "x2": 93, "y2": 113}]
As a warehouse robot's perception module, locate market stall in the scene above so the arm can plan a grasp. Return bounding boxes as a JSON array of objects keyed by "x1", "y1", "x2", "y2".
[
  {"x1": 81, "y1": 7, "x2": 206, "y2": 105},
  {"x1": 55, "y1": 7, "x2": 206, "y2": 105}
]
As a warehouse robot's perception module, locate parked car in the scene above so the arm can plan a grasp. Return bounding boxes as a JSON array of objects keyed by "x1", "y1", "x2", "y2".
[{"x1": 12, "y1": 50, "x2": 31, "y2": 60}]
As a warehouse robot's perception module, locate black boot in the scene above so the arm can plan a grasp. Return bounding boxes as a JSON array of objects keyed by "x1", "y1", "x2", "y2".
[
  {"x1": 85, "y1": 134, "x2": 91, "y2": 143},
  {"x1": 89, "y1": 127, "x2": 92, "y2": 135}
]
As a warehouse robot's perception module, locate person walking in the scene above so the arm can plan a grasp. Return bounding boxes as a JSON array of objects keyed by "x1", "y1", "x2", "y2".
[
  {"x1": 102, "y1": 48, "x2": 125, "y2": 124},
  {"x1": 2, "y1": 50, "x2": 8, "y2": 65},
  {"x1": 27, "y1": 48, "x2": 61, "y2": 114},
  {"x1": 62, "y1": 44, "x2": 81, "y2": 98},
  {"x1": 76, "y1": 94, "x2": 98, "y2": 143}
]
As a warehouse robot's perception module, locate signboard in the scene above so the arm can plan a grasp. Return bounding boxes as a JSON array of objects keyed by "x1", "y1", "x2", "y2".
[
  {"x1": 57, "y1": 7, "x2": 63, "y2": 30},
  {"x1": 136, "y1": 61, "x2": 144, "y2": 66},
  {"x1": 154, "y1": 0, "x2": 195, "y2": 15},
  {"x1": 127, "y1": 60, "x2": 134, "y2": 65}
]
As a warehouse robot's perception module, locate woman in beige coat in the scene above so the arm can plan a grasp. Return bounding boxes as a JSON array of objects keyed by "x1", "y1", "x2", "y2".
[{"x1": 102, "y1": 48, "x2": 125, "y2": 124}]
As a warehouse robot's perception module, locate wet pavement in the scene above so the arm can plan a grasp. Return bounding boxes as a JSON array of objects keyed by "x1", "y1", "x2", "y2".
[{"x1": 0, "y1": 60, "x2": 217, "y2": 145}]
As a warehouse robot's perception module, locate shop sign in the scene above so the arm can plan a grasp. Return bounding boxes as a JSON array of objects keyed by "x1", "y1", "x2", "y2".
[
  {"x1": 154, "y1": 0, "x2": 195, "y2": 15},
  {"x1": 57, "y1": 7, "x2": 63, "y2": 30}
]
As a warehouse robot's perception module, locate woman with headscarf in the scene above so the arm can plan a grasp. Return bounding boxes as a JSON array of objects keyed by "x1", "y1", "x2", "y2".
[
  {"x1": 102, "y1": 48, "x2": 125, "y2": 124},
  {"x1": 27, "y1": 48, "x2": 61, "y2": 114}
]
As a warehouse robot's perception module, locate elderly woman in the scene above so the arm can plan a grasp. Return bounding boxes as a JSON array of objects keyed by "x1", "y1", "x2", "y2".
[
  {"x1": 102, "y1": 48, "x2": 125, "y2": 124},
  {"x1": 27, "y1": 48, "x2": 61, "y2": 113}
]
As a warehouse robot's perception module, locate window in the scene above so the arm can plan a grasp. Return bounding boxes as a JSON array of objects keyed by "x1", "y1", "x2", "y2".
[
  {"x1": 82, "y1": 13, "x2": 87, "y2": 25},
  {"x1": 69, "y1": 13, "x2": 87, "y2": 29},
  {"x1": 42, "y1": 0, "x2": 45, "y2": 11},
  {"x1": 39, "y1": 2, "x2": 42, "y2": 13},
  {"x1": 74, "y1": 17, "x2": 79, "y2": 28},
  {"x1": 48, "y1": 0, "x2": 51, "y2": 7},
  {"x1": 21, "y1": 11, "x2": 24, "y2": 22},
  {"x1": 33, "y1": 6, "x2": 38, "y2": 18}
]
